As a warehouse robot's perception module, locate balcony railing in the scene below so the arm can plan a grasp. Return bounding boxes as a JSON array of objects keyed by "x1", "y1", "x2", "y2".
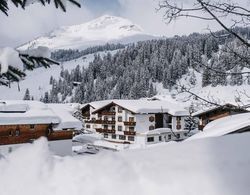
[
  {"x1": 98, "y1": 111, "x2": 116, "y2": 116},
  {"x1": 85, "y1": 120, "x2": 115, "y2": 124},
  {"x1": 124, "y1": 131, "x2": 136, "y2": 136},
  {"x1": 124, "y1": 121, "x2": 136, "y2": 126},
  {"x1": 96, "y1": 128, "x2": 116, "y2": 134}
]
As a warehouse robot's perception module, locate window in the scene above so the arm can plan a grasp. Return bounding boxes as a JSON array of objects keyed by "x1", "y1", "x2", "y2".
[
  {"x1": 112, "y1": 125, "x2": 115, "y2": 130},
  {"x1": 129, "y1": 117, "x2": 134, "y2": 122},
  {"x1": 8, "y1": 130, "x2": 12, "y2": 136},
  {"x1": 112, "y1": 134, "x2": 116, "y2": 139},
  {"x1": 118, "y1": 116, "x2": 122, "y2": 122},
  {"x1": 118, "y1": 107, "x2": 123, "y2": 113},
  {"x1": 129, "y1": 127, "x2": 134, "y2": 132},
  {"x1": 119, "y1": 135, "x2": 126, "y2": 140},
  {"x1": 184, "y1": 133, "x2": 188, "y2": 137},
  {"x1": 118, "y1": 126, "x2": 122, "y2": 131},
  {"x1": 111, "y1": 106, "x2": 116, "y2": 112},
  {"x1": 159, "y1": 136, "x2": 162, "y2": 141},
  {"x1": 168, "y1": 134, "x2": 172, "y2": 140},
  {"x1": 112, "y1": 116, "x2": 115, "y2": 121},
  {"x1": 15, "y1": 130, "x2": 20, "y2": 136},
  {"x1": 176, "y1": 133, "x2": 180, "y2": 139},
  {"x1": 86, "y1": 124, "x2": 90, "y2": 129},
  {"x1": 149, "y1": 125, "x2": 155, "y2": 130},
  {"x1": 92, "y1": 118, "x2": 96, "y2": 121},
  {"x1": 149, "y1": 116, "x2": 155, "y2": 122},
  {"x1": 177, "y1": 116, "x2": 181, "y2": 121},
  {"x1": 30, "y1": 124, "x2": 35, "y2": 129},
  {"x1": 176, "y1": 124, "x2": 181, "y2": 130},
  {"x1": 104, "y1": 116, "x2": 108, "y2": 121},
  {"x1": 128, "y1": 136, "x2": 134, "y2": 141},
  {"x1": 104, "y1": 133, "x2": 108, "y2": 138},
  {"x1": 104, "y1": 125, "x2": 108, "y2": 130},
  {"x1": 147, "y1": 137, "x2": 154, "y2": 142}
]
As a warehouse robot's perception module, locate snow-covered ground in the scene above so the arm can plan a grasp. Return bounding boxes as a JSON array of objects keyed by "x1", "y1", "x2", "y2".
[{"x1": 0, "y1": 134, "x2": 250, "y2": 195}]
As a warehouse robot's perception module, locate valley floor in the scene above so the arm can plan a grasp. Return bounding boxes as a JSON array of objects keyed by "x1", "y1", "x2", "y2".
[{"x1": 0, "y1": 133, "x2": 249, "y2": 195}]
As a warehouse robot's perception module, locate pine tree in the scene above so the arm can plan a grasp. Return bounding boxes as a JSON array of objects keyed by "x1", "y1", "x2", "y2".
[{"x1": 23, "y1": 88, "x2": 31, "y2": 100}]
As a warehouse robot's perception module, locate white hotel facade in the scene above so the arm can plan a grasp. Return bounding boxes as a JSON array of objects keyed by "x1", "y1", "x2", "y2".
[{"x1": 81, "y1": 99, "x2": 190, "y2": 144}]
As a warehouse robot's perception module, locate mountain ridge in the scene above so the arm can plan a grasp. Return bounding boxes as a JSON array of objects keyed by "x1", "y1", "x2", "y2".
[{"x1": 18, "y1": 15, "x2": 156, "y2": 51}]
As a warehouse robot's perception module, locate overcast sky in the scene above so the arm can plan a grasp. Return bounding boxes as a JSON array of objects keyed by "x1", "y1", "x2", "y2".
[{"x1": 0, "y1": 0, "x2": 248, "y2": 47}]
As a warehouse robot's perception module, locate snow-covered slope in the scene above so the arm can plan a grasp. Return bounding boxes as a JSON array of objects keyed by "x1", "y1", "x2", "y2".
[
  {"x1": 0, "y1": 50, "x2": 116, "y2": 100},
  {"x1": 18, "y1": 15, "x2": 156, "y2": 50},
  {"x1": 1, "y1": 134, "x2": 250, "y2": 195}
]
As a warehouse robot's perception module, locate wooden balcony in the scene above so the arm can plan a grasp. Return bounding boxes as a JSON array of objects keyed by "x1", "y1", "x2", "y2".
[
  {"x1": 96, "y1": 128, "x2": 116, "y2": 134},
  {"x1": 124, "y1": 121, "x2": 136, "y2": 126},
  {"x1": 85, "y1": 120, "x2": 115, "y2": 124},
  {"x1": 124, "y1": 131, "x2": 136, "y2": 136},
  {"x1": 98, "y1": 111, "x2": 116, "y2": 117}
]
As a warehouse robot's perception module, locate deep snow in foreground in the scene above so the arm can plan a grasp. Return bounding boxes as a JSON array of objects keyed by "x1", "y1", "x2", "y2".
[{"x1": 0, "y1": 134, "x2": 250, "y2": 195}]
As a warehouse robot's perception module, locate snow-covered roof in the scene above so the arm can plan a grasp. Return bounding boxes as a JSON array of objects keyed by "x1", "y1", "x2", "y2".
[
  {"x1": 93, "y1": 99, "x2": 189, "y2": 116},
  {"x1": 0, "y1": 101, "x2": 82, "y2": 130},
  {"x1": 192, "y1": 103, "x2": 243, "y2": 117},
  {"x1": 47, "y1": 104, "x2": 82, "y2": 130},
  {"x1": 188, "y1": 113, "x2": 250, "y2": 140},
  {"x1": 0, "y1": 100, "x2": 59, "y2": 125},
  {"x1": 80, "y1": 100, "x2": 112, "y2": 110}
]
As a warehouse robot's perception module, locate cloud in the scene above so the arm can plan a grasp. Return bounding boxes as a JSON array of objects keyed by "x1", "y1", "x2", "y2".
[{"x1": 0, "y1": 2, "x2": 94, "y2": 47}]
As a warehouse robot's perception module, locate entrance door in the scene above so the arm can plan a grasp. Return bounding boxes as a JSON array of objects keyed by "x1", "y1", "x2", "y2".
[{"x1": 155, "y1": 114, "x2": 163, "y2": 129}]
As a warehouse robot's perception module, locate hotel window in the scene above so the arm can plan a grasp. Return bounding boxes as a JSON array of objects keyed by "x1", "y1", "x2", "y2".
[
  {"x1": 147, "y1": 137, "x2": 154, "y2": 142},
  {"x1": 129, "y1": 127, "x2": 134, "y2": 132},
  {"x1": 118, "y1": 126, "x2": 122, "y2": 131},
  {"x1": 8, "y1": 130, "x2": 13, "y2": 136},
  {"x1": 159, "y1": 136, "x2": 162, "y2": 141},
  {"x1": 92, "y1": 117, "x2": 96, "y2": 121},
  {"x1": 118, "y1": 107, "x2": 123, "y2": 113},
  {"x1": 128, "y1": 136, "x2": 134, "y2": 141},
  {"x1": 86, "y1": 124, "x2": 90, "y2": 129},
  {"x1": 129, "y1": 117, "x2": 134, "y2": 122},
  {"x1": 30, "y1": 124, "x2": 35, "y2": 130},
  {"x1": 168, "y1": 134, "x2": 171, "y2": 140},
  {"x1": 112, "y1": 125, "x2": 115, "y2": 130},
  {"x1": 149, "y1": 125, "x2": 155, "y2": 130},
  {"x1": 176, "y1": 134, "x2": 180, "y2": 139},
  {"x1": 104, "y1": 125, "x2": 108, "y2": 130},
  {"x1": 184, "y1": 133, "x2": 188, "y2": 137},
  {"x1": 118, "y1": 116, "x2": 122, "y2": 122},
  {"x1": 104, "y1": 133, "x2": 108, "y2": 138},
  {"x1": 111, "y1": 106, "x2": 116, "y2": 112},
  {"x1": 112, "y1": 134, "x2": 116, "y2": 139},
  {"x1": 119, "y1": 135, "x2": 126, "y2": 140},
  {"x1": 112, "y1": 116, "x2": 115, "y2": 121},
  {"x1": 149, "y1": 116, "x2": 155, "y2": 122},
  {"x1": 177, "y1": 116, "x2": 181, "y2": 121},
  {"x1": 104, "y1": 116, "x2": 108, "y2": 121}
]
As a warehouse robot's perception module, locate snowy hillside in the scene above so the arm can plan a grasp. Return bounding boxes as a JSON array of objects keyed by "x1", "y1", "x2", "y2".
[
  {"x1": 18, "y1": 15, "x2": 156, "y2": 50},
  {"x1": 0, "y1": 134, "x2": 250, "y2": 195},
  {"x1": 0, "y1": 50, "x2": 117, "y2": 100}
]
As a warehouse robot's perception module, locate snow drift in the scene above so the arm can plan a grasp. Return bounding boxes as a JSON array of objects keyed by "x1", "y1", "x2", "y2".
[{"x1": 0, "y1": 134, "x2": 250, "y2": 195}]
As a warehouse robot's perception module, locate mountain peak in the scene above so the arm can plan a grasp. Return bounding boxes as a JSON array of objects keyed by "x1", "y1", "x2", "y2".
[{"x1": 18, "y1": 15, "x2": 154, "y2": 51}]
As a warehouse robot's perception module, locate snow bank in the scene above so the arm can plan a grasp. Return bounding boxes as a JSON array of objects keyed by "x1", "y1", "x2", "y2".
[
  {"x1": 1, "y1": 134, "x2": 250, "y2": 195},
  {"x1": 187, "y1": 113, "x2": 250, "y2": 140},
  {"x1": 0, "y1": 47, "x2": 23, "y2": 74}
]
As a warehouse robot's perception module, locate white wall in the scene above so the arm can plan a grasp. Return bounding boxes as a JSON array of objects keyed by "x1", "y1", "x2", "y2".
[{"x1": 135, "y1": 114, "x2": 155, "y2": 133}]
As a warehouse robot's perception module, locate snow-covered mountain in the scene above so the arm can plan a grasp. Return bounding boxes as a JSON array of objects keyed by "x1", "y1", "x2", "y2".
[{"x1": 18, "y1": 15, "x2": 156, "y2": 50}]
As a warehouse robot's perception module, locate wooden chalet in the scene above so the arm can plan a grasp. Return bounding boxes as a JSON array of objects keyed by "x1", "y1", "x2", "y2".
[{"x1": 192, "y1": 103, "x2": 248, "y2": 130}]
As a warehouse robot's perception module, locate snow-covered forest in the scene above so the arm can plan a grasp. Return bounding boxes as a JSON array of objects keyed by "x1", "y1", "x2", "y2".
[{"x1": 41, "y1": 27, "x2": 250, "y2": 103}]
